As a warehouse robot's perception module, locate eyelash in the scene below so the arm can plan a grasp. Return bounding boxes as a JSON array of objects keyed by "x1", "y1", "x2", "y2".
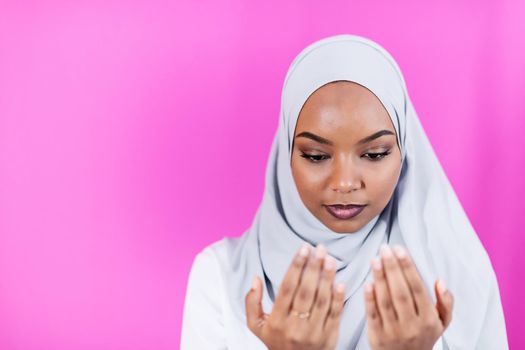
[{"x1": 299, "y1": 151, "x2": 391, "y2": 163}]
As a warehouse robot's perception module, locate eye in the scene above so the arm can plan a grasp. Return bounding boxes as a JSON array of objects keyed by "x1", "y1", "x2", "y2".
[
  {"x1": 300, "y1": 152, "x2": 330, "y2": 163},
  {"x1": 363, "y1": 151, "x2": 391, "y2": 161}
]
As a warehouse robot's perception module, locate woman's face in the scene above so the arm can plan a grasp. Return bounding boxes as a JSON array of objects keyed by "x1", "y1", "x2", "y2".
[{"x1": 291, "y1": 81, "x2": 402, "y2": 234}]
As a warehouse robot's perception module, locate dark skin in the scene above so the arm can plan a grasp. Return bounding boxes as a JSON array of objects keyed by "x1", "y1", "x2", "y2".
[
  {"x1": 245, "y1": 81, "x2": 454, "y2": 350},
  {"x1": 290, "y1": 80, "x2": 402, "y2": 234}
]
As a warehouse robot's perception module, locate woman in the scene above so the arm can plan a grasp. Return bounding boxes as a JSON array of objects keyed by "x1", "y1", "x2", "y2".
[{"x1": 180, "y1": 34, "x2": 508, "y2": 349}]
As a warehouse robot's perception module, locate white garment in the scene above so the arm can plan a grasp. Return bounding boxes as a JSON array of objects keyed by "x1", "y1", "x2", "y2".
[{"x1": 181, "y1": 238, "x2": 464, "y2": 350}]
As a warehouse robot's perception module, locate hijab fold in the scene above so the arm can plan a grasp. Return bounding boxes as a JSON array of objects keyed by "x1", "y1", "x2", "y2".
[{"x1": 224, "y1": 34, "x2": 507, "y2": 349}]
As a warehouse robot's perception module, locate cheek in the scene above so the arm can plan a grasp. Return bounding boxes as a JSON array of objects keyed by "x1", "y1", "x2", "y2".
[
  {"x1": 364, "y1": 160, "x2": 401, "y2": 201},
  {"x1": 291, "y1": 159, "x2": 329, "y2": 198}
]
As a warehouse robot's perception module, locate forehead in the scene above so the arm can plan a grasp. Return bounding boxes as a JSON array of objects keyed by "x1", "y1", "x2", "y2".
[{"x1": 295, "y1": 81, "x2": 395, "y2": 136}]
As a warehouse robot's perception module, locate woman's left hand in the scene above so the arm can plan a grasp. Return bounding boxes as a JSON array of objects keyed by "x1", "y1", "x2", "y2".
[{"x1": 364, "y1": 244, "x2": 454, "y2": 350}]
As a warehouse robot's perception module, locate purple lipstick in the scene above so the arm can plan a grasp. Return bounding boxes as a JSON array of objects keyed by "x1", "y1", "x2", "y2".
[{"x1": 324, "y1": 204, "x2": 366, "y2": 220}]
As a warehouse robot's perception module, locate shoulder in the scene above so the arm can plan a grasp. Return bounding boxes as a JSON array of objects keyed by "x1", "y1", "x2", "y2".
[
  {"x1": 191, "y1": 236, "x2": 243, "y2": 274},
  {"x1": 184, "y1": 235, "x2": 246, "y2": 309},
  {"x1": 181, "y1": 236, "x2": 244, "y2": 349}
]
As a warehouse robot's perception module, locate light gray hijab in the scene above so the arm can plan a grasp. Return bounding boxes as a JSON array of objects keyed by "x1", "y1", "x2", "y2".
[{"x1": 223, "y1": 34, "x2": 508, "y2": 349}]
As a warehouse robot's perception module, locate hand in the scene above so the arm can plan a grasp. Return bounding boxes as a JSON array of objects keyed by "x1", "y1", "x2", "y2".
[
  {"x1": 245, "y1": 244, "x2": 345, "y2": 350},
  {"x1": 364, "y1": 244, "x2": 454, "y2": 350}
]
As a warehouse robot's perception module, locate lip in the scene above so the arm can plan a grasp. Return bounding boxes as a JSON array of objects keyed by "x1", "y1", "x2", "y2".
[{"x1": 324, "y1": 204, "x2": 367, "y2": 220}]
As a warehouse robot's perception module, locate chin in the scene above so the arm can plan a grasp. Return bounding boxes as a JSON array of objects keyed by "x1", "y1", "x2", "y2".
[{"x1": 325, "y1": 219, "x2": 364, "y2": 234}]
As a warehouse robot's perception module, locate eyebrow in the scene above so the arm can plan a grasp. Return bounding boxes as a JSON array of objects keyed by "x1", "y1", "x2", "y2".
[{"x1": 295, "y1": 130, "x2": 395, "y2": 146}]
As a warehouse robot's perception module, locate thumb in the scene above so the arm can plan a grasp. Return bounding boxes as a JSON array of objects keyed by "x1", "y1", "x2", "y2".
[
  {"x1": 434, "y1": 279, "x2": 454, "y2": 329},
  {"x1": 245, "y1": 276, "x2": 266, "y2": 336}
]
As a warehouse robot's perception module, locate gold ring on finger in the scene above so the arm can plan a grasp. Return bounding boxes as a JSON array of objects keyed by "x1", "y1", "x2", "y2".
[{"x1": 290, "y1": 309, "x2": 310, "y2": 319}]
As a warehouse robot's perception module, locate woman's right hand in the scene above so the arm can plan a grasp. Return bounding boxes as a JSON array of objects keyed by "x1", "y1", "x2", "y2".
[{"x1": 245, "y1": 244, "x2": 345, "y2": 350}]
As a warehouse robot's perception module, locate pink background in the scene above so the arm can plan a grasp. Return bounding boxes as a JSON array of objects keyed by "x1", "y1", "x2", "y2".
[{"x1": 0, "y1": 1, "x2": 523, "y2": 349}]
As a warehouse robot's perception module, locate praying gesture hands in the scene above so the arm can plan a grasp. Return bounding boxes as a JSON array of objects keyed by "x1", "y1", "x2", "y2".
[
  {"x1": 364, "y1": 244, "x2": 454, "y2": 350},
  {"x1": 245, "y1": 244, "x2": 344, "y2": 350}
]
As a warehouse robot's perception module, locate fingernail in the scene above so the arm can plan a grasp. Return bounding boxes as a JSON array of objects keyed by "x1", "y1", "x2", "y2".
[
  {"x1": 437, "y1": 279, "x2": 447, "y2": 294},
  {"x1": 252, "y1": 276, "x2": 259, "y2": 290},
  {"x1": 315, "y1": 244, "x2": 327, "y2": 259},
  {"x1": 365, "y1": 283, "x2": 373, "y2": 294},
  {"x1": 336, "y1": 283, "x2": 345, "y2": 293},
  {"x1": 371, "y1": 257, "x2": 382, "y2": 271},
  {"x1": 379, "y1": 244, "x2": 392, "y2": 258},
  {"x1": 299, "y1": 243, "x2": 310, "y2": 257},
  {"x1": 324, "y1": 255, "x2": 336, "y2": 271},
  {"x1": 392, "y1": 245, "x2": 406, "y2": 259}
]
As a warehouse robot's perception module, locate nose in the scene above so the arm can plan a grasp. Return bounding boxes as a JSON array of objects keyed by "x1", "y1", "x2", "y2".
[{"x1": 329, "y1": 156, "x2": 363, "y2": 193}]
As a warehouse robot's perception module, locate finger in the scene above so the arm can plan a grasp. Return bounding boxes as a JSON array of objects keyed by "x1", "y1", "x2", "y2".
[
  {"x1": 371, "y1": 256, "x2": 397, "y2": 331},
  {"x1": 364, "y1": 282, "x2": 383, "y2": 332},
  {"x1": 309, "y1": 255, "x2": 337, "y2": 328},
  {"x1": 381, "y1": 244, "x2": 417, "y2": 322},
  {"x1": 434, "y1": 279, "x2": 454, "y2": 329},
  {"x1": 272, "y1": 243, "x2": 310, "y2": 317},
  {"x1": 395, "y1": 247, "x2": 434, "y2": 316},
  {"x1": 290, "y1": 244, "x2": 326, "y2": 317},
  {"x1": 245, "y1": 276, "x2": 267, "y2": 336},
  {"x1": 324, "y1": 282, "x2": 345, "y2": 331}
]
